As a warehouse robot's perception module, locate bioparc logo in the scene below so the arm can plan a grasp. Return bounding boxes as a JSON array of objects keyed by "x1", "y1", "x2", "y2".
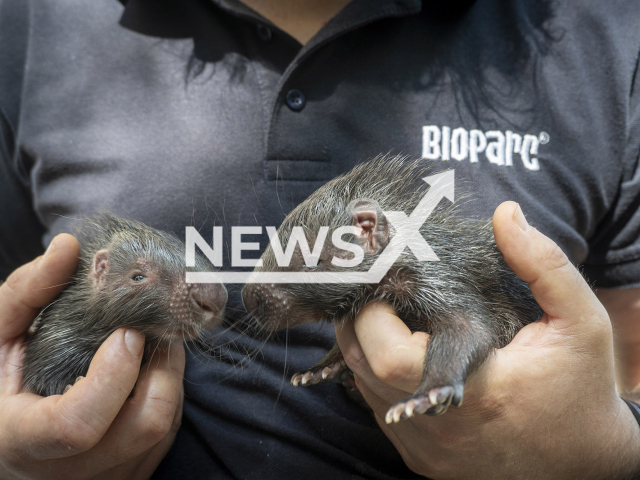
[{"x1": 185, "y1": 171, "x2": 454, "y2": 284}]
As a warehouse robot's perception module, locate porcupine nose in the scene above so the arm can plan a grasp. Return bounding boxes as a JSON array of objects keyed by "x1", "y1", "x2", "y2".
[{"x1": 190, "y1": 283, "x2": 227, "y2": 329}]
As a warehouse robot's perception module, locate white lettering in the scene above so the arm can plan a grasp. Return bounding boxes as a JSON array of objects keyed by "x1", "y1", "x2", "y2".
[
  {"x1": 450, "y1": 127, "x2": 469, "y2": 161},
  {"x1": 520, "y1": 134, "x2": 540, "y2": 171},
  {"x1": 186, "y1": 226, "x2": 223, "y2": 267},
  {"x1": 485, "y1": 130, "x2": 506, "y2": 166},
  {"x1": 469, "y1": 130, "x2": 487, "y2": 163},
  {"x1": 232, "y1": 226, "x2": 263, "y2": 267},
  {"x1": 422, "y1": 126, "x2": 441, "y2": 160},
  {"x1": 266, "y1": 226, "x2": 328, "y2": 267},
  {"x1": 331, "y1": 226, "x2": 365, "y2": 268},
  {"x1": 505, "y1": 130, "x2": 522, "y2": 166},
  {"x1": 441, "y1": 126, "x2": 451, "y2": 161}
]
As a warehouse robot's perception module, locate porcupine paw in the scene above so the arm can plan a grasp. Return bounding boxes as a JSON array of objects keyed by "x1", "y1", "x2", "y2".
[
  {"x1": 385, "y1": 384, "x2": 463, "y2": 424},
  {"x1": 63, "y1": 376, "x2": 85, "y2": 394},
  {"x1": 291, "y1": 361, "x2": 350, "y2": 386}
]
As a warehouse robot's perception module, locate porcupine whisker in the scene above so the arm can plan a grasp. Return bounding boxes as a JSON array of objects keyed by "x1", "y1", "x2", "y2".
[{"x1": 188, "y1": 310, "x2": 253, "y2": 366}]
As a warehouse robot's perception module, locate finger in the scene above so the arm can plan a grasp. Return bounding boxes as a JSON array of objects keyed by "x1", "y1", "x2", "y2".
[
  {"x1": 125, "y1": 383, "x2": 185, "y2": 480},
  {"x1": 0, "y1": 234, "x2": 80, "y2": 343},
  {"x1": 353, "y1": 302, "x2": 428, "y2": 393},
  {"x1": 71, "y1": 344, "x2": 185, "y2": 477},
  {"x1": 335, "y1": 317, "x2": 413, "y2": 403},
  {"x1": 94, "y1": 381, "x2": 184, "y2": 480},
  {"x1": 94, "y1": 340, "x2": 185, "y2": 462},
  {"x1": 8, "y1": 328, "x2": 145, "y2": 460},
  {"x1": 493, "y1": 202, "x2": 607, "y2": 326}
]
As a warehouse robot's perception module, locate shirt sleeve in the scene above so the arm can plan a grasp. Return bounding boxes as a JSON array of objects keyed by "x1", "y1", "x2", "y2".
[
  {"x1": 0, "y1": 0, "x2": 46, "y2": 280},
  {"x1": 583, "y1": 47, "x2": 640, "y2": 289}
]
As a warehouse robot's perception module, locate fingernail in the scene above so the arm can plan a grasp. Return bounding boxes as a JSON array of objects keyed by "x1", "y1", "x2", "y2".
[
  {"x1": 513, "y1": 204, "x2": 530, "y2": 232},
  {"x1": 43, "y1": 236, "x2": 58, "y2": 260},
  {"x1": 124, "y1": 329, "x2": 145, "y2": 358}
]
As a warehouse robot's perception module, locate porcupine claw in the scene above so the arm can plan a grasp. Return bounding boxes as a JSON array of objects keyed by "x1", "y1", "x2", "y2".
[
  {"x1": 291, "y1": 361, "x2": 350, "y2": 386},
  {"x1": 291, "y1": 361, "x2": 367, "y2": 407},
  {"x1": 385, "y1": 385, "x2": 463, "y2": 423}
]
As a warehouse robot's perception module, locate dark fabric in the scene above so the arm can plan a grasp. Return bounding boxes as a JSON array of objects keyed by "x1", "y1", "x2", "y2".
[
  {"x1": 623, "y1": 398, "x2": 640, "y2": 426},
  {"x1": 1, "y1": 0, "x2": 640, "y2": 479},
  {"x1": 0, "y1": 0, "x2": 46, "y2": 275}
]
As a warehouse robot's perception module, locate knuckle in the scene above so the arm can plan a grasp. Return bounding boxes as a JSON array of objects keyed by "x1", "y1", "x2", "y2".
[
  {"x1": 139, "y1": 398, "x2": 178, "y2": 441},
  {"x1": 1, "y1": 259, "x2": 45, "y2": 315},
  {"x1": 52, "y1": 425, "x2": 98, "y2": 453},
  {"x1": 540, "y1": 241, "x2": 569, "y2": 274},
  {"x1": 4, "y1": 264, "x2": 28, "y2": 292},
  {"x1": 4, "y1": 261, "x2": 37, "y2": 300},
  {"x1": 54, "y1": 409, "x2": 103, "y2": 452},
  {"x1": 142, "y1": 415, "x2": 174, "y2": 442},
  {"x1": 368, "y1": 347, "x2": 412, "y2": 384},
  {"x1": 341, "y1": 344, "x2": 367, "y2": 373}
]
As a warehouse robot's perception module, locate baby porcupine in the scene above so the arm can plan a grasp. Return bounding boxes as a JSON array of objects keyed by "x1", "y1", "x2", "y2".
[
  {"x1": 242, "y1": 155, "x2": 542, "y2": 422},
  {"x1": 21, "y1": 213, "x2": 227, "y2": 397}
]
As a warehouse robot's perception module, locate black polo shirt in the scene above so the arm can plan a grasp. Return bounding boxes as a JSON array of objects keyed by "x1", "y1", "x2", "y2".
[{"x1": 1, "y1": 0, "x2": 639, "y2": 478}]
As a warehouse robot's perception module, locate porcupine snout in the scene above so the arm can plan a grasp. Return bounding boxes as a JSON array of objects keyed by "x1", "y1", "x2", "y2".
[
  {"x1": 190, "y1": 283, "x2": 227, "y2": 328},
  {"x1": 170, "y1": 280, "x2": 227, "y2": 337},
  {"x1": 242, "y1": 283, "x2": 287, "y2": 331}
]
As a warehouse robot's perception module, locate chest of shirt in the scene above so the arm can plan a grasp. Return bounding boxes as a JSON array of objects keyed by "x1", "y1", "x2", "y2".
[{"x1": 18, "y1": 0, "x2": 632, "y2": 267}]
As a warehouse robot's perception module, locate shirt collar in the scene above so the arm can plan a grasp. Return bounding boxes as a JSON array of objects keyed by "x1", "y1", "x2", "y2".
[{"x1": 118, "y1": 0, "x2": 422, "y2": 43}]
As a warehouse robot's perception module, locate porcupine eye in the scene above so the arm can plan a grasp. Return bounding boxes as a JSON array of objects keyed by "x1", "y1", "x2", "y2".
[{"x1": 132, "y1": 274, "x2": 146, "y2": 282}]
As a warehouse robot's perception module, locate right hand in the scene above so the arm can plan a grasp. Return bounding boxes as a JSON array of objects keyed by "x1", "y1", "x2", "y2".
[
  {"x1": 0, "y1": 234, "x2": 185, "y2": 480},
  {"x1": 335, "y1": 202, "x2": 640, "y2": 479}
]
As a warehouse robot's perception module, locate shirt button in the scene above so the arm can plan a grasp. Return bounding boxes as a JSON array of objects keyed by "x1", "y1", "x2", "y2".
[
  {"x1": 256, "y1": 24, "x2": 272, "y2": 42},
  {"x1": 286, "y1": 89, "x2": 306, "y2": 111}
]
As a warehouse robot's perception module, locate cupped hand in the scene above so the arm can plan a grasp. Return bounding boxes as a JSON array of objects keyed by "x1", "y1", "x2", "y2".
[
  {"x1": 335, "y1": 201, "x2": 640, "y2": 479},
  {"x1": 0, "y1": 234, "x2": 184, "y2": 480}
]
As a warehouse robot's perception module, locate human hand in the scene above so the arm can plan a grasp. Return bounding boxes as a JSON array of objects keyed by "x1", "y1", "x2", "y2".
[
  {"x1": 334, "y1": 201, "x2": 640, "y2": 479},
  {"x1": 0, "y1": 234, "x2": 185, "y2": 480}
]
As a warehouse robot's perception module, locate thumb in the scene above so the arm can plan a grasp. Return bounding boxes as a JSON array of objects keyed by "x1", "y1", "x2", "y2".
[
  {"x1": 0, "y1": 234, "x2": 80, "y2": 343},
  {"x1": 11, "y1": 328, "x2": 146, "y2": 459},
  {"x1": 493, "y1": 202, "x2": 608, "y2": 330}
]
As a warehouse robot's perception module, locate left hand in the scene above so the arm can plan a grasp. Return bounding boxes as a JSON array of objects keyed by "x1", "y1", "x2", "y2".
[
  {"x1": 0, "y1": 235, "x2": 185, "y2": 480},
  {"x1": 335, "y1": 201, "x2": 640, "y2": 479}
]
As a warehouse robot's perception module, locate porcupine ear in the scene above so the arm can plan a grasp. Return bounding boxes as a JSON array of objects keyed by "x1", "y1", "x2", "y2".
[
  {"x1": 346, "y1": 198, "x2": 390, "y2": 254},
  {"x1": 89, "y1": 248, "x2": 110, "y2": 290}
]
